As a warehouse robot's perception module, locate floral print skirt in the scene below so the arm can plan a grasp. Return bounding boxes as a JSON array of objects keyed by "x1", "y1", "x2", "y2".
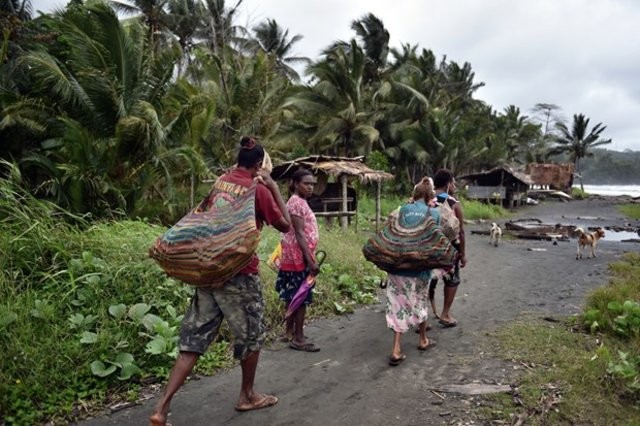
[
  {"x1": 275, "y1": 269, "x2": 312, "y2": 306},
  {"x1": 385, "y1": 274, "x2": 430, "y2": 333}
]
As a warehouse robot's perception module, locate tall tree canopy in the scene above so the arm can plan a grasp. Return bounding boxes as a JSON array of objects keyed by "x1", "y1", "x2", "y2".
[{"x1": 548, "y1": 113, "x2": 612, "y2": 190}]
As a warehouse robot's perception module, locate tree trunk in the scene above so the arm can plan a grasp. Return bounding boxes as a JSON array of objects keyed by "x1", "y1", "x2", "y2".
[{"x1": 575, "y1": 158, "x2": 583, "y2": 192}]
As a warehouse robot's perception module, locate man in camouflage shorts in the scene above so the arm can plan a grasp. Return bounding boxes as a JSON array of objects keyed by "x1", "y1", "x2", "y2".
[
  {"x1": 179, "y1": 274, "x2": 266, "y2": 359},
  {"x1": 150, "y1": 138, "x2": 291, "y2": 425}
]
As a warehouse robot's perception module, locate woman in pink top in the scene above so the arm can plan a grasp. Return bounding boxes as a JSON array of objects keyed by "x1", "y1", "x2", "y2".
[{"x1": 276, "y1": 168, "x2": 321, "y2": 352}]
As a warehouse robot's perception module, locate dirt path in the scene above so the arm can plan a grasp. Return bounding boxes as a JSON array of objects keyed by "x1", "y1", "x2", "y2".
[{"x1": 82, "y1": 199, "x2": 637, "y2": 426}]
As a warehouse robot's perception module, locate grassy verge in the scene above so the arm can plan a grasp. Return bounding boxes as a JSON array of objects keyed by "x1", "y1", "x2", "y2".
[
  {"x1": 618, "y1": 203, "x2": 640, "y2": 220},
  {"x1": 358, "y1": 194, "x2": 508, "y2": 223},
  {"x1": 0, "y1": 179, "x2": 383, "y2": 424},
  {"x1": 477, "y1": 253, "x2": 640, "y2": 425},
  {"x1": 572, "y1": 187, "x2": 588, "y2": 199}
]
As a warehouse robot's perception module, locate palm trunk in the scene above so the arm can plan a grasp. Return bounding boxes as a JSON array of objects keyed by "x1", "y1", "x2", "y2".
[{"x1": 575, "y1": 158, "x2": 584, "y2": 192}]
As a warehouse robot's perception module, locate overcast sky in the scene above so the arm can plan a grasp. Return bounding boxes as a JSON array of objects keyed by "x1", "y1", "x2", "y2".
[{"x1": 31, "y1": 0, "x2": 640, "y2": 151}]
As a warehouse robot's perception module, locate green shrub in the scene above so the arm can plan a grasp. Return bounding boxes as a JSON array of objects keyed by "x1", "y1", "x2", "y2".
[
  {"x1": 462, "y1": 198, "x2": 509, "y2": 220},
  {"x1": 581, "y1": 252, "x2": 640, "y2": 399},
  {"x1": 0, "y1": 180, "x2": 220, "y2": 423},
  {"x1": 619, "y1": 203, "x2": 640, "y2": 220},
  {"x1": 572, "y1": 187, "x2": 588, "y2": 199}
]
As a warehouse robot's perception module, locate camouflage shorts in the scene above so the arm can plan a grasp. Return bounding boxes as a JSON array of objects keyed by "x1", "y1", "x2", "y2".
[{"x1": 178, "y1": 274, "x2": 266, "y2": 359}]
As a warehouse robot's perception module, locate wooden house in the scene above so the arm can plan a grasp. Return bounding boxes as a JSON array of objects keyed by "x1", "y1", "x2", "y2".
[{"x1": 458, "y1": 166, "x2": 533, "y2": 208}]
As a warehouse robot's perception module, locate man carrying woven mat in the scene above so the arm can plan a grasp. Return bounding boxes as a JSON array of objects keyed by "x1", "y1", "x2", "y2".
[{"x1": 150, "y1": 137, "x2": 291, "y2": 425}]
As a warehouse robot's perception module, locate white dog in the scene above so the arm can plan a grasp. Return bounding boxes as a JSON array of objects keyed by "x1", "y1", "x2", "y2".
[
  {"x1": 575, "y1": 227, "x2": 605, "y2": 259},
  {"x1": 489, "y1": 222, "x2": 502, "y2": 247}
]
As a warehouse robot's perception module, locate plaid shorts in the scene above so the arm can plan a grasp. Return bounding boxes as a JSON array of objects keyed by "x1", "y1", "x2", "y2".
[{"x1": 178, "y1": 274, "x2": 266, "y2": 359}]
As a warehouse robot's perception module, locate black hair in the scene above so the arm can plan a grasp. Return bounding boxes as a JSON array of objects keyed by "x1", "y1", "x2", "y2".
[
  {"x1": 433, "y1": 169, "x2": 454, "y2": 189},
  {"x1": 288, "y1": 168, "x2": 313, "y2": 194},
  {"x1": 237, "y1": 136, "x2": 265, "y2": 168}
]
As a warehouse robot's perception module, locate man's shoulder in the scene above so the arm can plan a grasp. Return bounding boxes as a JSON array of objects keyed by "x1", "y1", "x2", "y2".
[{"x1": 220, "y1": 168, "x2": 253, "y2": 187}]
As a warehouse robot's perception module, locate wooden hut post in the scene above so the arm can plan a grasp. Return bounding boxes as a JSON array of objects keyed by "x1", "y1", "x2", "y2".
[
  {"x1": 375, "y1": 179, "x2": 381, "y2": 231},
  {"x1": 340, "y1": 174, "x2": 348, "y2": 230}
]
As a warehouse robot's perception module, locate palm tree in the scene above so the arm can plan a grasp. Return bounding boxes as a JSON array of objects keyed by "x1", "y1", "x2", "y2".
[
  {"x1": 283, "y1": 40, "x2": 380, "y2": 157},
  {"x1": 200, "y1": 0, "x2": 244, "y2": 56},
  {"x1": 109, "y1": 0, "x2": 170, "y2": 48},
  {"x1": 494, "y1": 105, "x2": 541, "y2": 164},
  {"x1": 11, "y1": 2, "x2": 200, "y2": 215},
  {"x1": 549, "y1": 113, "x2": 612, "y2": 191},
  {"x1": 251, "y1": 18, "x2": 308, "y2": 81},
  {"x1": 350, "y1": 13, "x2": 389, "y2": 84},
  {"x1": 165, "y1": 0, "x2": 205, "y2": 76}
]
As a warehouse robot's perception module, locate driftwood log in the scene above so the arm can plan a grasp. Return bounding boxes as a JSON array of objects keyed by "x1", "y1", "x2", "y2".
[
  {"x1": 509, "y1": 231, "x2": 569, "y2": 241},
  {"x1": 471, "y1": 220, "x2": 576, "y2": 242}
]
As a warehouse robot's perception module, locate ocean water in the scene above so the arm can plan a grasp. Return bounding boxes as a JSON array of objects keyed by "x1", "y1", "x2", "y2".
[{"x1": 577, "y1": 184, "x2": 640, "y2": 197}]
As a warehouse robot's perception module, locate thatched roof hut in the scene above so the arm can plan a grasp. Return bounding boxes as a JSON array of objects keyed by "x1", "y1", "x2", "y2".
[
  {"x1": 271, "y1": 155, "x2": 394, "y2": 183},
  {"x1": 271, "y1": 156, "x2": 394, "y2": 230},
  {"x1": 525, "y1": 163, "x2": 574, "y2": 191}
]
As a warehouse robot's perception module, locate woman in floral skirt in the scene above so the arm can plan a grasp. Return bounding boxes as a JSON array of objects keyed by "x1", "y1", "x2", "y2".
[{"x1": 385, "y1": 177, "x2": 439, "y2": 365}]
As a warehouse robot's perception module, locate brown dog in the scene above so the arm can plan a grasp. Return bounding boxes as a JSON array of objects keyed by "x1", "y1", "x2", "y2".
[{"x1": 575, "y1": 227, "x2": 605, "y2": 259}]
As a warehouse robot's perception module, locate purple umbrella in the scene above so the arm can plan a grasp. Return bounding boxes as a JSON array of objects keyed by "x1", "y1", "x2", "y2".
[{"x1": 284, "y1": 250, "x2": 326, "y2": 321}]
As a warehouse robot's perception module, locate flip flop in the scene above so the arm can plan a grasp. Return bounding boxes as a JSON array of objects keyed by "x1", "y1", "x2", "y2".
[
  {"x1": 234, "y1": 394, "x2": 279, "y2": 412},
  {"x1": 439, "y1": 319, "x2": 458, "y2": 328},
  {"x1": 388, "y1": 354, "x2": 407, "y2": 366},
  {"x1": 289, "y1": 341, "x2": 320, "y2": 352},
  {"x1": 417, "y1": 340, "x2": 437, "y2": 351}
]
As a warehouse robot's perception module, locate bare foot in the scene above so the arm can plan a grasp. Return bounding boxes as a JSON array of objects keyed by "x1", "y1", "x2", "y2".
[
  {"x1": 235, "y1": 393, "x2": 279, "y2": 412},
  {"x1": 149, "y1": 412, "x2": 171, "y2": 426},
  {"x1": 418, "y1": 334, "x2": 428, "y2": 349}
]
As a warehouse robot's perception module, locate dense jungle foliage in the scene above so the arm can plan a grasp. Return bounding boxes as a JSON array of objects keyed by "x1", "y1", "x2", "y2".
[{"x1": 2, "y1": 0, "x2": 630, "y2": 222}]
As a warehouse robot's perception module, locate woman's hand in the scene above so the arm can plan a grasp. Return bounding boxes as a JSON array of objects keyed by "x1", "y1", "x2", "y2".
[{"x1": 308, "y1": 261, "x2": 321, "y2": 276}]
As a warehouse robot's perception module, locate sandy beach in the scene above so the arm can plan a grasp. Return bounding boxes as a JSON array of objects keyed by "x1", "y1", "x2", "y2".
[{"x1": 82, "y1": 198, "x2": 639, "y2": 425}]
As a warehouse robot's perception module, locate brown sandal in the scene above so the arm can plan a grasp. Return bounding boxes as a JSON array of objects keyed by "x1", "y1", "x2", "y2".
[
  {"x1": 235, "y1": 394, "x2": 279, "y2": 412},
  {"x1": 417, "y1": 340, "x2": 437, "y2": 351},
  {"x1": 388, "y1": 354, "x2": 407, "y2": 366}
]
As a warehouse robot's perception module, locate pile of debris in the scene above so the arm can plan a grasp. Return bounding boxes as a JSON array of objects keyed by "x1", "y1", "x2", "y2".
[{"x1": 503, "y1": 218, "x2": 573, "y2": 242}]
